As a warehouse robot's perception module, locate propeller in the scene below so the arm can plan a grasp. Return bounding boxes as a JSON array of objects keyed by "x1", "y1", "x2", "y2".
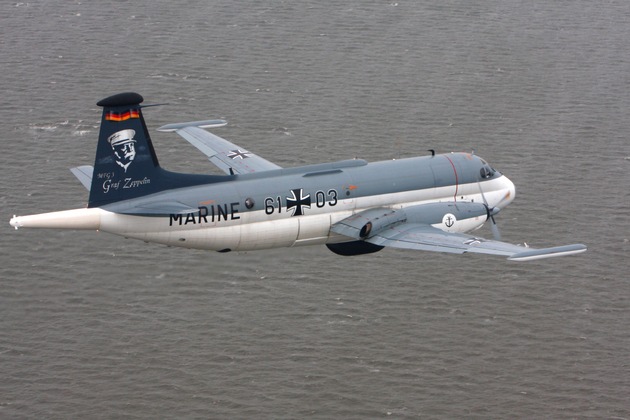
[{"x1": 477, "y1": 180, "x2": 502, "y2": 241}]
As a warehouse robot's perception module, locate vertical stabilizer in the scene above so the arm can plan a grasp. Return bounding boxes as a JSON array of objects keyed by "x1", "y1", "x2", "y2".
[
  {"x1": 88, "y1": 92, "x2": 223, "y2": 209},
  {"x1": 89, "y1": 92, "x2": 161, "y2": 207}
]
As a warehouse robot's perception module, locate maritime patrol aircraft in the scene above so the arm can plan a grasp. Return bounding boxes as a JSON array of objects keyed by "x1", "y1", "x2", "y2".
[{"x1": 10, "y1": 92, "x2": 586, "y2": 261}]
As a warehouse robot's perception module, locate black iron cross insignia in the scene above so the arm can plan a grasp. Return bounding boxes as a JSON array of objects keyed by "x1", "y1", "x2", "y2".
[
  {"x1": 227, "y1": 149, "x2": 252, "y2": 160},
  {"x1": 286, "y1": 188, "x2": 311, "y2": 216}
]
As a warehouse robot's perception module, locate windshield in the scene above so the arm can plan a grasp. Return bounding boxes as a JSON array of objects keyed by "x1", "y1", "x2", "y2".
[{"x1": 479, "y1": 159, "x2": 497, "y2": 179}]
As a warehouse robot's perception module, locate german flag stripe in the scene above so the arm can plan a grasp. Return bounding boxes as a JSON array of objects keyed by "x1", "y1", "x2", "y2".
[{"x1": 105, "y1": 109, "x2": 140, "y2": 122}]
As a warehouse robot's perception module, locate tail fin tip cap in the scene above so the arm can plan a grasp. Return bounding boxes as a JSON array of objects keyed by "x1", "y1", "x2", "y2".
[{"x1": 97, "y1": 92, "x2": 144, "y2": 107}]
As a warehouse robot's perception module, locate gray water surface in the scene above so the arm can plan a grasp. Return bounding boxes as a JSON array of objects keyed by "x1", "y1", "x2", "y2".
[{"x1": 1, "y1": 1, "x2": 628, "y2": 418}]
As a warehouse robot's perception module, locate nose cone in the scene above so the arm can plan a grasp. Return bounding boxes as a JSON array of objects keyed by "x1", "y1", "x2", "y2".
[{"x1": 499, "y1": 175, "x2": 516, "y2": 208}]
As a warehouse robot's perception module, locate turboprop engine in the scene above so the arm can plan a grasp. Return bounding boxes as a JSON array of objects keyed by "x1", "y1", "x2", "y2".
[
  {"x1": 404, "y1": 202, "x2": 490, "y2": 234},
  {"x1": 327, "y1": 202, "x2": 491, "y2": 256},
  {"x1": 356, "y1": 202, "x2": 490, "y2": 239}
]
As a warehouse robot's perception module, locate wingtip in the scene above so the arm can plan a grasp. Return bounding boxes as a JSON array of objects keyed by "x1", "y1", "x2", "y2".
[{"x1": 508, "y1": 244, "x2": 587, "y2": 262}]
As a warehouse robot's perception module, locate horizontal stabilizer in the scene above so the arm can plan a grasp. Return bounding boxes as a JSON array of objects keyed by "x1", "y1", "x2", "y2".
[
  {"x1": 157, "y1": 120, "x2": 227, "y2": 132},
  {"x1": 70, "y1": 165, "x2": 93, "y2": 191},
  {"x1": 507, "y1": 244, "x2": 587, "y2": 261}
]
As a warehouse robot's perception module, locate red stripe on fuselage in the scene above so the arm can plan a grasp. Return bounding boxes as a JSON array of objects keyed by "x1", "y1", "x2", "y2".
[{"x1": 443, "y1": 155, "x2": 459, "y2": 202}]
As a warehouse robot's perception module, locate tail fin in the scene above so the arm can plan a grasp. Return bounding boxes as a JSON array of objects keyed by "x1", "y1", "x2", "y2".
[
  {"x1": 88, "y1": 93, "x2": 164, "y2": 207},
  {"x1": 88, "y1": 92, "x2": 223, "y2": 209}
]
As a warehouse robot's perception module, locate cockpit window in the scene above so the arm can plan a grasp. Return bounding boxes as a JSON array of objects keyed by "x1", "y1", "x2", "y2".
[{"x1": 480, "y1": 165, "x2": 496, "y2": 179}]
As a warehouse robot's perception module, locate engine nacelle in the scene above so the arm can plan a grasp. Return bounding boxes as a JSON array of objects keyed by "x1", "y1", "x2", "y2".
[
  {"x1": 404, "y1": 202, "x2": 489, "y2": 233},
  {"x1": 328, "y1": 202, "x2": 490, "y2": 256},
  {"x1": 358, "y1": 209, "x2": 407, "y2": 238}
]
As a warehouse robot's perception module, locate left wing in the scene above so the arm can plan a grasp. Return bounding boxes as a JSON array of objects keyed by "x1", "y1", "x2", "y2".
[
  {"x1": 158, "y1": 121, "x2": 282, "y2": 175},
  {"x1": 366, "y1": 224, "x2": 586, "y2": 261},
  {"x1": 331, "y1": 207, "x2": 587, "y2": 261}
]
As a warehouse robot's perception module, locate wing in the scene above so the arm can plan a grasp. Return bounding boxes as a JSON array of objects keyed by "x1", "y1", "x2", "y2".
[
  {"x1": 158, "y1": 121, "x2": 282, "y2": 175},
  {"x1": 367, "y1": 224, "x2": 586, "y2": 261},
  {"x1": 331, "y1": 208, "x2": 586, "y2": 261}
]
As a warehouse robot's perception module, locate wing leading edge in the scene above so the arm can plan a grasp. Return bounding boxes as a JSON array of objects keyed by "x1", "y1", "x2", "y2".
[{"x1": 158, "y1": 121, "x2": 282, "y2": 175}]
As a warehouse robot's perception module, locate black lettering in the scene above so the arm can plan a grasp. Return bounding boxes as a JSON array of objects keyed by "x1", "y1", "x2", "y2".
[
  {"x1": 185, "y1": 213, "x2": 196, "y2": 225},
  {"x1": 169, "y1": 214, "x2": 183, "y2": 226},
  {"x1": 328, "y1": 189, "x2": 338, "y2": 206},
  {"x1": 217, "y1": 204, "x2": 229, "y2": 221},
  {"x1": 265, "y1": 197, "x2": 274, "y2": 215},
  {"x1": 198, "y1": 206, "x2": 208, "y2": 224},
  {"x1": 230, "y1": 202, "x2": 240, "y2": 220},
  {"x1": 316, "y1": 191, "x2": 326, "y2": 208}
]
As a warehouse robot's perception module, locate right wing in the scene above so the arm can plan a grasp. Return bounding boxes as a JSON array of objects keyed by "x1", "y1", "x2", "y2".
[{"x1": 158, "y1": 120, "x2": 282, "y2": 175}]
